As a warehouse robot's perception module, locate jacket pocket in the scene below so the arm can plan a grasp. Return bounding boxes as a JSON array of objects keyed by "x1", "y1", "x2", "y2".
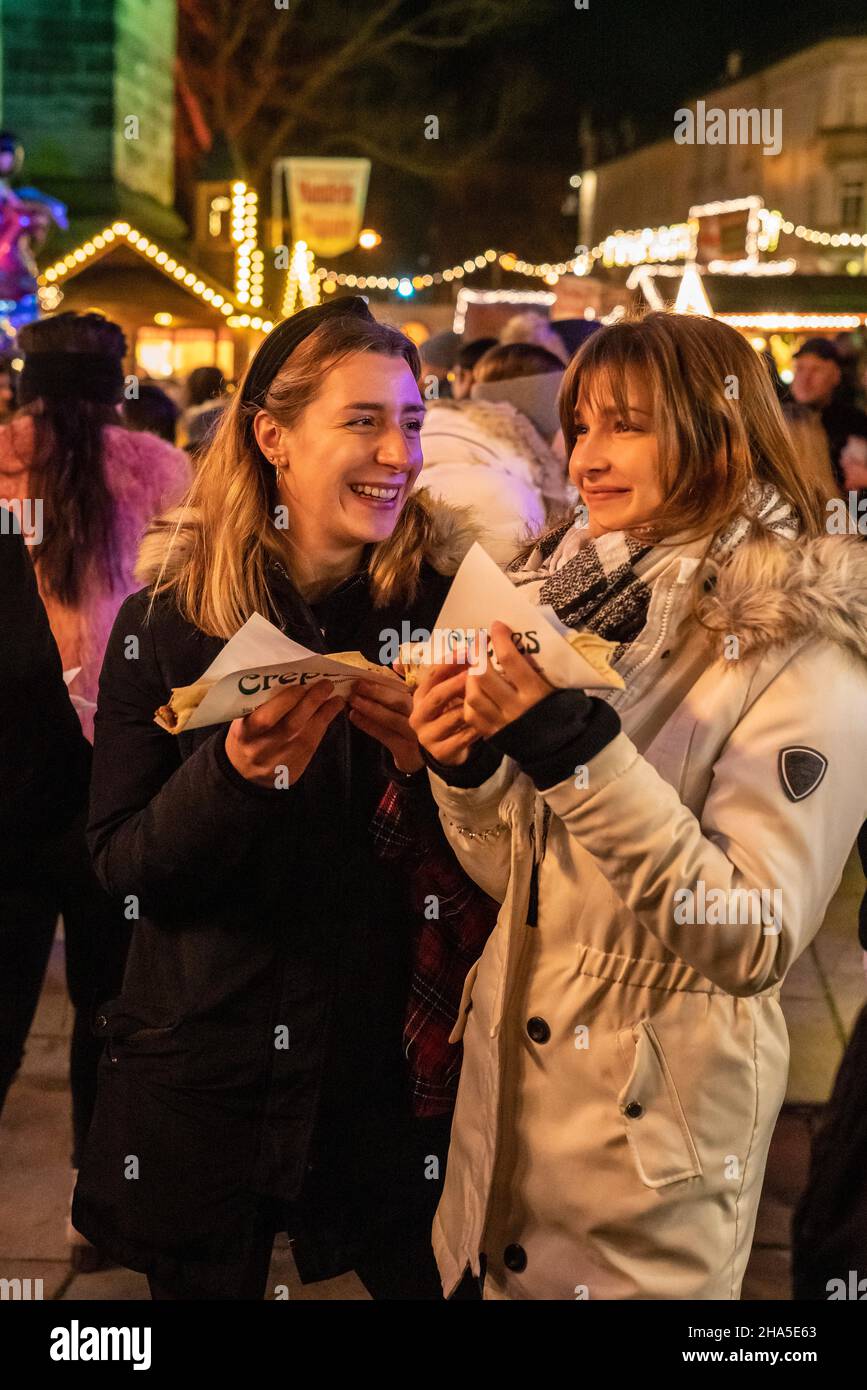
[
  {"x1": 616, "y1": 1019, "x2": 703, "y2": 1188},
  {"x1": 93, "y1": 1000, "x2": 182, "y2": 1063}
]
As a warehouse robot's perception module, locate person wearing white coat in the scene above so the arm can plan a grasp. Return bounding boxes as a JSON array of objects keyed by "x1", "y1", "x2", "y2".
[
  {"x1": 417, "y1": 344, "x2": 574, "y2": 566},
  {"x1": 409, "y1": 311, "x2": 867, "y2": 1300}
]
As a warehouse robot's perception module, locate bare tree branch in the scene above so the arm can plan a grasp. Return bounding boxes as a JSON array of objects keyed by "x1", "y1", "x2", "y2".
[
  {"x1": 177, "y1": 0, "x2": 547, "y2": 182},
  {"x1": 304, "y1": 72, "x2": 534, "y2": 187},
  {"x1": 229, "y1": 20, "x2": 298, "y2": 135},
  {"x1": 283, "y1": 0, "x2": 407, "y2": 118}
]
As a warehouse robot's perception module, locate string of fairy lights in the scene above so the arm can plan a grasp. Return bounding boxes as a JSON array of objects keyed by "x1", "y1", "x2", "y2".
[
  {"x1": 231, "y1": 181, "x2": 264, "y2": 309},
  {"x1": 314, "y1": 205, "x2": 867, "y2": 293},
  {"x1": 35, "y1": 181, "x2": 867, "y2": 335}
]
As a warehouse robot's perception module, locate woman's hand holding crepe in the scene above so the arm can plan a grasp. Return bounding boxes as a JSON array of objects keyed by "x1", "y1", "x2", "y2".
[
  {"x1": 224, "y1": 679, "x2": 346, "y2": 788},
  {"x1": 411, "y1": 623, "x2": 560, "y2": 763},
  {"x1": 408, "y1": 663, "x2": 480, "y2": 767},
  {"x1": 462, "y1": 620, "x2": 555, "y2": 737},
  {"x1": 348, "y1": 675, "x2": 424, "y2": 774}
]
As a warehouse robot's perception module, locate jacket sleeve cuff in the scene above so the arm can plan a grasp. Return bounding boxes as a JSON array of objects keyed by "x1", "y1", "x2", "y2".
[
  {"x1": 421, "y1": 739, "x2": 504, "y2": 788},
  {"x1": 378, "y1": 744, "x2": 429, "y2": 789},
  {"x1": 488, "y1": 689, "x2": 621, "y2": 791}
]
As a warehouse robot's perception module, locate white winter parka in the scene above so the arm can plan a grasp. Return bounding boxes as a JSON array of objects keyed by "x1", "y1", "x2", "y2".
[
  {"x1": 416, "y1": 399, "x2": 572, "y2": 566},
  {"x1": 428, "y1": 525, "x2": 867, "y2": 1300}
]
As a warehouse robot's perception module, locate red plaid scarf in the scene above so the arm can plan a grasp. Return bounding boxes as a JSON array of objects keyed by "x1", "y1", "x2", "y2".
[{"x1": 369, "y1": 779, "x2": 499, "y2": 1118}]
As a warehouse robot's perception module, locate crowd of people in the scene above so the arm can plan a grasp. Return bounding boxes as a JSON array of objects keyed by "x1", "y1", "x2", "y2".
[{"x1": 1, "y1": 298, "x2": 866, "y2": 1301}]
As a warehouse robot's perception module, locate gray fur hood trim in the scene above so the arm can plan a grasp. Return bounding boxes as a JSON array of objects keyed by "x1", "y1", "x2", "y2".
[{"x1": 700, "y1": 533, "x2": 867, "y2": 663}]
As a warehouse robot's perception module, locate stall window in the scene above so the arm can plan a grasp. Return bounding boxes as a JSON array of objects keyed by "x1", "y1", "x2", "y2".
[{"x1": 135, "y1": 328, "x2": 235, "y2": 381}]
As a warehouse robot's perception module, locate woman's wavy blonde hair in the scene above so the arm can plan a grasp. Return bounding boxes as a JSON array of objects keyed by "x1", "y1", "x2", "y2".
[
  {"x1": 145, "y1": 315, "x2": 438, "y2": 637},
  {"x1": 513, "y1": 310, "x2": 831, "y2": 565}
]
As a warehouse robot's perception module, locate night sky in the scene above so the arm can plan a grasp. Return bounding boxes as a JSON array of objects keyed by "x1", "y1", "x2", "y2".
[
  {"x1": 476, "y1": 0, "x2": 866, "y2": 160},
  {"x1": 350, "y1": 0, "x2": 866, "y2": 269}
]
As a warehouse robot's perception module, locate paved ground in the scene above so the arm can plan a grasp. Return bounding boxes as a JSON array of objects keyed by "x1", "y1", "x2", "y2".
[{"x1": 1, "y1": 849, "x2": 863, "y2": 1302}]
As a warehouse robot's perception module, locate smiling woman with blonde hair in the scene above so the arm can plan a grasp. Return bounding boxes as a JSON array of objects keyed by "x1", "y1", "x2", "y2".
[
  {"x1": 410, "y1": 310, "x2": 867, "y2": 1300},
  {"x1": 71, "y1": 297, "x2": 490, "y2": 1301}
]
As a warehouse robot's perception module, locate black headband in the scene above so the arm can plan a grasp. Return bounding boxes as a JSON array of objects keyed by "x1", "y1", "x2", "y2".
[
  {"x1": 241, "y1": 296, "x2": 374, "y2": 413},
  {"x1": 19, "y1": 351, "x2": 125, "y2": 405}
]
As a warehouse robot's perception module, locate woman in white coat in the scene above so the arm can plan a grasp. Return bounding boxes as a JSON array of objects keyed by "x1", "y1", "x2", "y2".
[{"x1": 409, "y1": 311, "x2": 867, "y2": 1300}]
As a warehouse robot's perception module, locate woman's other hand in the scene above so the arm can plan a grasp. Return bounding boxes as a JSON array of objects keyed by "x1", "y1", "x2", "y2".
[
  {"x1": 225, "y1": 680, "x2": 345, "y2": 787},
  {"x1": 409, "y1": 663, "x2": 479, "y2": 767},
  {"x1": 348, "y1": 675, "x2": 424, "y2": 774}
]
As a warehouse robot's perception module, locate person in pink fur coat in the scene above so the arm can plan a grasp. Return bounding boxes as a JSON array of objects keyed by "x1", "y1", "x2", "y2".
[
  {"x1": 0, "y1": 314, "x2": 190, "y2": 740},
  {"x1": 0, "y1": 311, "x2": 189, "y2": 1270}
]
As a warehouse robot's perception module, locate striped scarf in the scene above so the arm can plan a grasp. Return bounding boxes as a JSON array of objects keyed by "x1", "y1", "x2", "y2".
[
  {"x1": 508, "y1": 521, "x2": 653, "y2": 664},
  {"x1": 507, "y1": 483, "x2": 799, "y2": 663}
]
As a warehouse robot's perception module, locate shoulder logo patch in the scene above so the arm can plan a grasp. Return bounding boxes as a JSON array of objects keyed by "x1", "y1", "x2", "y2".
[{"x1": 779, "y1": 747, "x2": 828, "y2": 803}]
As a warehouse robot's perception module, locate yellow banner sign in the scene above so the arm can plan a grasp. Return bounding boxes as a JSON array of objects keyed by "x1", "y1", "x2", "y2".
[{"x1": 278, "y1": 157, "x2": 371, "y2": 257}]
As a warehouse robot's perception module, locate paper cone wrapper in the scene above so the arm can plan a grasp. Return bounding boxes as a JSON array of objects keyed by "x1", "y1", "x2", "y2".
[
  {"x1": 398, "y1": 542, "x2": 624, "y2": 691},
  {"x1": 154, "y1": 613, "x2": 401, "y2": 734}
]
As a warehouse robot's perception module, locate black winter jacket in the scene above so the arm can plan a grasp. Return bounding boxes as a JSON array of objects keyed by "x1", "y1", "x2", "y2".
[
  {"x1": 0, "y1": 514, "x2": 91, "y2": 849},
  {"x1": 72, "y1": 507, "x2": 475, "y2": 1285}
]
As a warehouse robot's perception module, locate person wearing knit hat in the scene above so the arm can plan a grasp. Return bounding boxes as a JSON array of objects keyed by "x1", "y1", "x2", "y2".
[{"x1": 71, "y1": 296, "x2": 494, "y2": 1301}]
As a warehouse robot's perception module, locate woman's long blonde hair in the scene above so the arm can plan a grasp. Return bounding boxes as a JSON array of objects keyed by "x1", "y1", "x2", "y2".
[
  {"x1": 515, "y1": 310, "x2": 831, "y2": 565},
  {"x1": 145, "y1": 315, "x2": 437, "y2": 637}
]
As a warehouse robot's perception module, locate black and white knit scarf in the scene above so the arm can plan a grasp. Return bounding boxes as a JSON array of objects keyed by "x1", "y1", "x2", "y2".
[
  {"x1": 508, "y1": 520, "x2": 654, "y2": 663},
  {"x1": 507, "y1": 484, "x2": 799, "y2": 664}
]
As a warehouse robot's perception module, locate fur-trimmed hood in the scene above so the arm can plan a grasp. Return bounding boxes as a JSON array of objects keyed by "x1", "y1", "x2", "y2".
[
  {"x1": 421, "y1": 397, "x2": 570, "y2": 509},
  {"x1": 135, "y1": 485, "x2": 481, "y2": 587},
  {"x1": 701, "y1": 532, "x2": 867, "y2": 665},
  {"x1": 415, "y1": 487, "x2": 484, "y2": 575}
]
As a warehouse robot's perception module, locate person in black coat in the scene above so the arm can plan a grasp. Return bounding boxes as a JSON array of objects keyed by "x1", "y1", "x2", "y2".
[
  {"x1": 791, "y1": 337, "x2": 867, "y2": 488},
  {"x1": 0, "y1": 511, "x2": 129, "y2": 1225},
  {"x1": 0, "y1": 510, "x2": 93, "y2": 1098},
  {"x1": 0, "y1": 509, "x2": 90, "y2": 842},
  {"x1": 71, "y1": 300, "x2": 481, "y2": 1299}
]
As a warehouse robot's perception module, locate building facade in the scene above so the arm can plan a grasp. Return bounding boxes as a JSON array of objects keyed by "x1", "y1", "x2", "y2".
[
  {"x1": 0, "y1": 0, "x2": 183, "y2": 240},
  {"x1": 579, "y1": 37, "x2": 867, "y2": 277}
]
